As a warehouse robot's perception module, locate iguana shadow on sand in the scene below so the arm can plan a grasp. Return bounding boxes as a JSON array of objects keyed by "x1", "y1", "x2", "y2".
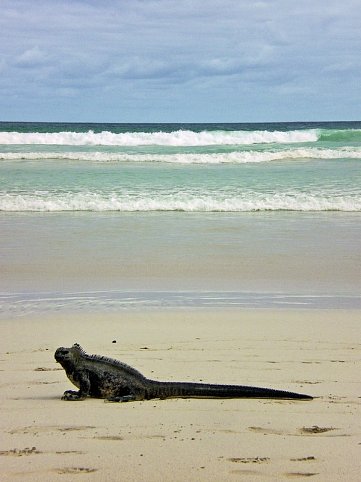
[{"x1": 55, "y1": 343, "x2": 313, "y2": 402}]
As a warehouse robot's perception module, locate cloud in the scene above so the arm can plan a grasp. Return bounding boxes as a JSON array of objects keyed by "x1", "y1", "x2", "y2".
[
  {"x1": 0, "y1": 0, "x2": 360, "y2": 121},
  {"x1": 106, "y1": 58, "x2": 179, "y2": 81},
  {"x1": 15, "y1": 46, "x2": 49, "y2": 68}
]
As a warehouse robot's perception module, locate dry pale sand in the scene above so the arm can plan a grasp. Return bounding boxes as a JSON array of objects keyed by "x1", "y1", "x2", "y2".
[{"x1": 1, "y1": 309, "x2": 360, "y2": 481}]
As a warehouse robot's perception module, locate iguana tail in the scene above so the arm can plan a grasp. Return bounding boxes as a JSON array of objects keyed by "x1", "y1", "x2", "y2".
[{"x1": 146, "y1": 380, "x2": 313, "y2": 400}]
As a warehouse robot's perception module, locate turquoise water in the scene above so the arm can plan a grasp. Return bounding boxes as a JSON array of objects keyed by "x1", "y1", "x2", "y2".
[
  {"x1": 1, "y1": 121, "x2": 361, "y2": 212},
  {"x1": 1, "y1": 122, "x2": 360, "y2": 315}
]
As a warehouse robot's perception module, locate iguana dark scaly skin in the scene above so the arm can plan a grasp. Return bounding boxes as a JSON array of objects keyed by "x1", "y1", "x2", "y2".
[{"x1": 54, "y1": 344, "x2": 313, "y2": 402}]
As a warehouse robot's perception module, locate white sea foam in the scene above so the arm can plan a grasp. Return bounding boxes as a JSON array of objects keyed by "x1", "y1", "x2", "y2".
[
  {"x1": 0, "y1": 129, "x2": 319, "y2": 146},
  {"x1": 1, "y1": 191, "x2": 360, "y2": 212},
  {"x1": 1, "y1": 291, "x2": 359, "y2": 317},
  {"x1": 1, "y1": 147, "x2": 360, "y2": 163}
]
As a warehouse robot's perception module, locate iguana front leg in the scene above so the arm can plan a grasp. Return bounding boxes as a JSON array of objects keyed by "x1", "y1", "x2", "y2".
[{"x1": 62, "y1": 370, "x2": 90, "y2": 401}]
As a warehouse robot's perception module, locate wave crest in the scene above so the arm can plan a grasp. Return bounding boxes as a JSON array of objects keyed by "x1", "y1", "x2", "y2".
[
  {"x1": 2, "y1": 147, "x2": 360, "y2": 163},
  {"x1": 319, "y1": 129, "x2": 361, "y2": 142},
  {"x1": 1, "y1": 192, "x2": 360, "y2": 212},
  {"x1": 0, "y1": 129, "x2": 319, "y2": 146}
]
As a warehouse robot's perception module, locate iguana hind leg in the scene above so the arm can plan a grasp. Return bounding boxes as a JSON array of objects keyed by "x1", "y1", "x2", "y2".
[{"x1": 106, "y1": 394, "x2": 137, "y2": 403}]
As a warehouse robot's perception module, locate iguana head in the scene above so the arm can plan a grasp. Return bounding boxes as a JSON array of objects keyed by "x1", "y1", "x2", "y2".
[{"x1": 54, "y1": 343, "x2": 85, "y2": 364}]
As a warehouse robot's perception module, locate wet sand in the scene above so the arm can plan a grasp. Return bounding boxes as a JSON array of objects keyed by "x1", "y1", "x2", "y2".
[
  {"x1": 1, "y1": 310, "x2": 360, "y2": 481},
  {"x1": 1, "y1": 212, "x2": 361, "y2": 294}
]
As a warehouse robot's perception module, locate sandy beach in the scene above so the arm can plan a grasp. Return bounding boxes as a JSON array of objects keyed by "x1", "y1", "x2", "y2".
[
  {"x1": 2, "y1": 0, "x2": 361, "y2": 479},
  {"x1": 1, "y1": 309, "x2": 360, "y2": 481}
]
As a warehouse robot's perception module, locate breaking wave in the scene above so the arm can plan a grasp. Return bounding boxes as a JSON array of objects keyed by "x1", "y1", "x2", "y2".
[
  {"x1": 1, "y1": 147, "x2": 361, "y2": 163},
  {"x1": 1, "y1": 191, "x2": 360, "y2": 212},
  {"x1": 0, "y1": 129, "x2": 319, "y2": 146}
]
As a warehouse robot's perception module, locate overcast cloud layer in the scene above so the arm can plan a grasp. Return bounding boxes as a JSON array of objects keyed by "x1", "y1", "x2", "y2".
[{"x1": 1, "y1": 0, "x2": 360, "y2": 122}]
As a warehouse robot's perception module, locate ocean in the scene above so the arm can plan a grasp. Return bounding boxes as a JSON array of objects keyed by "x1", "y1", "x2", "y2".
[{"x1": 1, "y1": 121, "x2": 360, "y2": 316}]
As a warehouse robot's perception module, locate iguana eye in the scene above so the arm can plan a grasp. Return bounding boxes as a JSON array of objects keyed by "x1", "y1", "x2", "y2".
[{"x1": 57, "y1": 349, "x2": 69, "y2": 356}]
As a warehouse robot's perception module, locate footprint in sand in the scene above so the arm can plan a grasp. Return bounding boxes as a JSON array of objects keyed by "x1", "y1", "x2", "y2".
[
  {"x1": 0, "y1": 447, "x2": 41, "y2": 456},
  {"x1": 248, "y1": 426, "x2": 285, "y2": 435},
  {"x1": 248, "y1": 426, "x2": 338, "y2": 436},
  {"x1": 8, "y1": 425, "x2": 96, "y2": 435},
  {"x1": 54, "y1": 467, "x2": 98, "y2": 474},
  {"x1": 285, "y1": 473, "x2": 319, "y2": 478},
  {"x1": 227, "y1": 457, "x2": 270, "y2": 464},
  {"x1": 300, "y1": 426, "x2": 336, "y2": 434},
  {"x1": 95, "y1": 435, "x2": 124, "y2": 441},
  {"x1": 290, "y1": 456, "x2": 316, "y2": 462}
]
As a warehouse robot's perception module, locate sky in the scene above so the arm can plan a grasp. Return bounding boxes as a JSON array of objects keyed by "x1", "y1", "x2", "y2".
[{"x1": 1, "y1": 0, "x2": 360, "y2": 123}]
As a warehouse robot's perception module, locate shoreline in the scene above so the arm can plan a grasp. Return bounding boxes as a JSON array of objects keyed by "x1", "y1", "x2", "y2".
[
  {"x1": 1, "y1": 290, "x2": 361, "y2": 319},
  {"x1": 1, "y1": 309, "x2": 360, "y2": 481}
]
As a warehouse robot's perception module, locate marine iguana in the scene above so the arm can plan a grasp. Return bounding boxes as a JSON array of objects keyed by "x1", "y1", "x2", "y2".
[{"x1": 54, "y1": 343, "x2": 313, "y2": 402}]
